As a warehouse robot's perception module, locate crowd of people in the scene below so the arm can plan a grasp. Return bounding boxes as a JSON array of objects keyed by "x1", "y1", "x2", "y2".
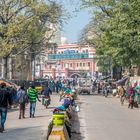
[
  {"x1": 0, "y1": 83, "x2": 42, "y2": 133},
  {"x1": 118, "y1": 82, "x2": 140, "y2": 109},
  {"x1": 1, "y1": 76, "x2": 140, "y2": 133},
  {"x1": 94, "y1": 79, "x2": 140, "y2": 109},
  {"x1": 0, "y1": 78, "x2": 78, "y2": 133}
]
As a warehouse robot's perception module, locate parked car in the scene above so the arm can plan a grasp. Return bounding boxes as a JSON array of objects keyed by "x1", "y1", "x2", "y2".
[{"x1": 77, "y1": 78, "x2": 93, "y2": 95}]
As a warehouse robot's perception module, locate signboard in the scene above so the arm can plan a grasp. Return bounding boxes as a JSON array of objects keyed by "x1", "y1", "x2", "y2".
[{"x1": 64, "y1": 50, "x2": 76, "y2": 54}]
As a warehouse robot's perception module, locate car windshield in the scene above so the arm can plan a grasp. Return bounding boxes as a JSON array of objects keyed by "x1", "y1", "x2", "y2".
[{"x1": 78, "y1": 78, "x2": 91, "y2": 86}]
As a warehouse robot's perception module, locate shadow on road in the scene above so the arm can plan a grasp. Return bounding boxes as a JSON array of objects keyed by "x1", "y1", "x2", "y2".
[
  {"x1": 33, "y1": 115, "x2": 51, "y2": 118},
  {"x1": 71, "y1": 110, "x2": 85, "y2": 140},
  {"x1": 8, "y1": 108, "x2": 19, "y2": 112},
  {"x1": 0, "y1": 126, "x2": 42, "y2": 140}
]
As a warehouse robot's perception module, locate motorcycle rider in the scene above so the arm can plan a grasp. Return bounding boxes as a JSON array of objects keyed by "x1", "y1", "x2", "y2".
[{"x1": 42, "y1": 83, "x2": 52, "y2": 106}]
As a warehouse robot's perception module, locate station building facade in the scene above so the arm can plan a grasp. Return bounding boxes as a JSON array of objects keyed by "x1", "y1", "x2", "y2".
[{"x1": 42, "y1": 44, "x2": 96, "y2": 79}]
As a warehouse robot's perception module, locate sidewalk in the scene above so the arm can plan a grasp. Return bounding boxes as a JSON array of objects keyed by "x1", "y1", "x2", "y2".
[{"x1": 0, "y1": 94, "x2": 60, "y2": 140}]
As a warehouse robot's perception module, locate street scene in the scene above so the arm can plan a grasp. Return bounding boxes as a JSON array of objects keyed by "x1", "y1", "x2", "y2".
[{"x1": 1, "y1": 0, "x2": 140, "y2": 140}]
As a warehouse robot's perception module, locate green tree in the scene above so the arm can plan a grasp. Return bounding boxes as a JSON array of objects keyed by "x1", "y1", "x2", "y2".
[
  {"x1": 80, "y1": 0, "x2": 140, "y2": 76},
  {"x1": 0, "y1": 0, "x2": 64, "y2": 79}
]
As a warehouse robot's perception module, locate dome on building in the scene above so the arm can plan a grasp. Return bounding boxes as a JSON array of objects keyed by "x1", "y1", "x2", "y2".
[{"x1": 61, "y1": 37, "x2": 68, "y2": 45}]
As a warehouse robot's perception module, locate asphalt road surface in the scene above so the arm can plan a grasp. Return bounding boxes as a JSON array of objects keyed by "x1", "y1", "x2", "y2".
[
  {"x1": 0, "y1": 94, "x2": 60, "y2": 140},
  {"x1": 79, "y1": 95, "x2": 140, "y2": 140}
]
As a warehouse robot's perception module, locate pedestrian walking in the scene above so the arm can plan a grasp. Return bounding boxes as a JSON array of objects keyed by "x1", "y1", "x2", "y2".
[
  {"x1": 118, "y1": 86, "x2": 125, "y2": 105},
  {"x1": 128, "y1": 94, "x2": 134, "y2": 109},
  {"x1": 133, "y1": 83, "x2": 139, "y2": 108},
  {"x1": 27, "y1": 85, "x2": 41, "y2": 118},
  {"x1": 0, "y1": 83, "x2": 12, "y2": 133},
  {"x1": 128, "y1": 85, "x2": 134, "y2": 109},
  {"x1": 55, "y1": 80, "x2": 59, "y2": 93},
  {"x1": 17, "y1": 85, "x2": 28, "y2": 119}
]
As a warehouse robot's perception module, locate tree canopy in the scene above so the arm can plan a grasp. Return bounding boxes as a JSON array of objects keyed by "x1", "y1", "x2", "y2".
[
  {"x1": 80, "y1": 0, "x2": 140, "y2": 74},
  {"x1": 0, "y1": 0, "x2": 63, "y2": 58},
  {"x1": 0, "y1": 0, "x2": 65, "y2": 79}
]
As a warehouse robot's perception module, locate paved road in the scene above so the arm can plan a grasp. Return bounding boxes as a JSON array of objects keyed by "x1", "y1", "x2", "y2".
[
  {"x1": 79, "y1": 95, "x2": 140, "y2": 140},
  {"x1": 0, "y1": 94, "x2": 60, "y2": 140}
]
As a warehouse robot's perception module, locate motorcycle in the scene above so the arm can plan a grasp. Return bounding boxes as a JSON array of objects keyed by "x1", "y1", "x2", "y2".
[
  {"x1": 103, "y1": 86, "x2": 110, "y2": 97},
  {"x1": 104, "y1": 89, "x2": 109, "y2": 97},
  {"x1": 44, "y1": 96, "x2": 51, "y2": 108}
]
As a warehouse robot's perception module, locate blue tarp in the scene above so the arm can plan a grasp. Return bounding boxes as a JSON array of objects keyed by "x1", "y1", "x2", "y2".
[{"x1": 117, "y1": 76, "x2": 130, "y2": 85}]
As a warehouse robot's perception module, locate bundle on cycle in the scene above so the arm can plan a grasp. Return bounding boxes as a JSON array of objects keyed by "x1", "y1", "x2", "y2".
[
  {"x1": 53, "y1": 87, "x2": 75, "y2": 113},
  {"x1": 42, "y1": 83, "x2": 52, "y2": 107},
  {"x1": 53, "y1": 94, "x2": 73, "y2": 113}
]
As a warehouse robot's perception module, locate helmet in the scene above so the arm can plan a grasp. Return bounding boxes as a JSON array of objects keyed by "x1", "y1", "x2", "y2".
[{"x1": 72, "y1": 89, "x2": 76, "y2": 93}]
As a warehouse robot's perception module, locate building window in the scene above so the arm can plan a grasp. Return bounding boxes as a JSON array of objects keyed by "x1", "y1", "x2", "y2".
[
  {"x1": 70, "y1": 63, "x2": 72, "y2": 67},
  {"x1": 45, "y1": 64, "x2": 47, "y2": 68},
  {"x1": 88, "y1": 62, "x2": 90, "y2": 67},
  {"x1": 86, "y1": 49, "x2": 88, "y2": 53},
  {"x1": 77, "y1": 63, "x2": 79, "y2": 67},
  {"x1": 83, "y1": 63, "x2": 85, "y2": 67},
  {"x1": 77, "y1": 50, "x2": 79, "y2": 53},
  {"x1": 64, "y1": 64, "x2": 66, "y2": 68},
  {"x1": 83, "y1": 50, "x2": 85, "y2": 53},
  {"x1": 80, "y1": 63, "x2": 82, "y2": 67},
  {"x1": 65, "y1": 63, "x2": 69, "y2": 68}
]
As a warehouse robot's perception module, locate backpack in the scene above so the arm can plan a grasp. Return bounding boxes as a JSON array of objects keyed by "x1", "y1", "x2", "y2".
[
  {"x1": 23, "y1": 94, "x2": 29, "y2": 103},
  {"x1": 17, "y1": 90, "x2": 28, "y2": 104}
]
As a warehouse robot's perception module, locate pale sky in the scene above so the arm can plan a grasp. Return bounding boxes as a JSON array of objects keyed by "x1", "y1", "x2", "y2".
[{"x1": 56, "y1": 0, "x2": 91, "y2": 43}]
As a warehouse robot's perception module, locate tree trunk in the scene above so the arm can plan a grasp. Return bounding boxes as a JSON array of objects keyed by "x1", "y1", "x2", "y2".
[
  {"x1": 3, "y1": 57, "x2": 9, "y2": 79},
  {"x1": 1, "y1": 58, "x2": 5, "y2": 78},
  {"x1": 138, "y1": 67, "x2": 140, "y2": 76},
  {"x1": 27, "y1": 55, "x2": 32, "y2": 81},
  {"x1": 31, "y1": 53, "x2": 36, "y2": 81}
]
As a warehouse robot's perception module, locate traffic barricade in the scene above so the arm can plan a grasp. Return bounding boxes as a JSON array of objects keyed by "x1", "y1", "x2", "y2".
[{"x1": 48, "y1": 124, "x2": 70, "y2": 140}]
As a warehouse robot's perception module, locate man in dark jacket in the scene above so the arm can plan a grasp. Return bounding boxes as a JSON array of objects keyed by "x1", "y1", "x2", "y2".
[
  {"x1": 42, "y1": 83, "x2": 52, "y2": 105},
  {"x1": 0, "y1": 83, "x2": 12, "y2": 132}
]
